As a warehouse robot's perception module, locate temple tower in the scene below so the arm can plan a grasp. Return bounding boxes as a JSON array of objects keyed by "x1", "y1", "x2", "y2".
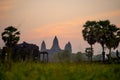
[
  {"x1": 41, "y1": 40, "x2": 46, "y2": 51},
  {"x1": 51, "y1": 36, "x2": 61, "y2": 51}
]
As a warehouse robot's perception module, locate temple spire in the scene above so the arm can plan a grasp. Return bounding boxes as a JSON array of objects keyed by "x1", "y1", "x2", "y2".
[
  {"x1": 41, "y1": 40, "x2": 46, "y2": 51},
  {"x1": 51, "y1": 36, "x2": 61, "y2": 50}
]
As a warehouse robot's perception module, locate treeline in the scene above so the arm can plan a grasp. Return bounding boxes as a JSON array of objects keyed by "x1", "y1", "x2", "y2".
[
  {"x1": 0, "y1": 20, "x2": 120, "y2": 68},
  {"x1": 82, "y1": 20, "x2": 120, "y2": 63}
]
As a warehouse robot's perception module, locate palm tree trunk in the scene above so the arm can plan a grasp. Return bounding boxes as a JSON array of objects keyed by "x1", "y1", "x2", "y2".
[
  {"x1": 109, "y1": 48, "x2": 112, "y2": 63},
  {"x1": 102, "y1": 44, "x2": 105, "y2": 63},
  {"x1": 7, "y1": 47, "x2": 12, "y2": 70},
  {"x1": 90, "y1": 44, "x2": 93, "y2": 63}
]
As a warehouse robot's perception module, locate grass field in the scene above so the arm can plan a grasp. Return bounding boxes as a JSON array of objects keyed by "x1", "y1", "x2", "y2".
[{"x1": 0, "y1": 62, "x2": 120, "y2": 80}]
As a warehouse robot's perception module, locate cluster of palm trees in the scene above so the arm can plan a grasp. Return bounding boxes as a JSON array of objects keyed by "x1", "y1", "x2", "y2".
[{"x1": 82, "y1": 20, "x2": 120, "y2": 62}]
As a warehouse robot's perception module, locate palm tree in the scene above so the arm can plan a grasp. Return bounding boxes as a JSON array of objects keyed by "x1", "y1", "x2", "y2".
[
  {"x1": 105, "y1": 24, "x2": 120, "y2": 62},
  {"x1": 83, "y1": 20, "x2": 120, "y2": 63},
  {"x1": 96, "y1": 20, "x2": 120, "y2": 62},
  {"x1": 82, "y1": 21, "x2": 97, "y2": 62},
  {"x1": 2, "y1": 26, "x2": 20, "y2": 47},
  {"x1": 96, "y1": 20, "x2": 111, "y2": 62},
  {"x1": 1, "y1": 26, "x2": 20, "y2": 68}
]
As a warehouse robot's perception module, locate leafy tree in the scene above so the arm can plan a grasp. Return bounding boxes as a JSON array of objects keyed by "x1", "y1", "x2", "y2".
[
  {"x1": 1, "y1": 26, "x2": 20, "y2": 68},
  {"x1": 82, "y1": 21, "x2": 97, "y2": 62}
]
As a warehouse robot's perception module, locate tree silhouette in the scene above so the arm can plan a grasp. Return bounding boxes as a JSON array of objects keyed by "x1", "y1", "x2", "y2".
[
  {"x1": 96, "y1": 20, "x2": 110, "y2": 62},
  {"x1": 1, "y1": 26, "x2": 20, "y2": 69},
  {"x1": 85, "y1": 47, "x2": 93, "y2": 62},
  {"x1": 82, "y1": 20, "x2": 120, "y2": 63},
  {"x1": 105, "y1": 24, "x2": 120, "y2": 62},
  {"x1": 2, "y1": 26, "x2": 20, "y2": 47},
  {"x1": 96, "y1": 20, "x2": 120, "y2": 62},
  {"x1": 82, "y1": 21, "x2": 97, "y2": 62}
]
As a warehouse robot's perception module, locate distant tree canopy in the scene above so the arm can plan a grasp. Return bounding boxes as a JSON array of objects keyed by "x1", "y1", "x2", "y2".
[{"x1": 82, "y1": 20, "x2": 120, "y2": 62}]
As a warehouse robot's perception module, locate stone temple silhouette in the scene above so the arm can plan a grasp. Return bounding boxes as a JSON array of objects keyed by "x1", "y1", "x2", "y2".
[{"x1": 40, "y1": 36, "x2": 72, "y2": 62}]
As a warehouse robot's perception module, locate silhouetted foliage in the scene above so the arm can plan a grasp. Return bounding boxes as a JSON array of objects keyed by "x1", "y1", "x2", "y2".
[
  {"x1": 1, "y1": 26, "x2": 20, "y2": 69},
  {"x1": 13, "y1": 42, "x2": 40, "y2": 62},
  {"x1": 85, "y1": 47, "x2": 93, "y2": 62},
  {"x1": 82, "y1": 20, "x2": 120, "y2": 63},
  {"x1": 96, "y1": 20, "x2": 120, "y2": 62},
  {"x1": 82, "y1": 21, "x2": 97, "y2": 62},
  {"x1": 2, "y1": 26, "x2": 20, "y2": 47}
]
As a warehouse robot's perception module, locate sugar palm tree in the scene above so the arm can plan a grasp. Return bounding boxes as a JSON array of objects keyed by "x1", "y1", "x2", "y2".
[
  {"x1": 106, "y1": 25, "x2": 119, "y2": 53},
  {"x1": 2, "y1": 26, "x2": 20, "y2": 47},
  {"x1": 1, "y1": 26, "x2": 20, "y2": 69},
  {"x1": 82, "y1": 21, "x2": 97, "y2": 62},
  {"x1": 105, "y1": 24, "x2": 120, "y2": 61},
  {"x1": 96, "y1": 20, "x2": 111, "y2": 62}
]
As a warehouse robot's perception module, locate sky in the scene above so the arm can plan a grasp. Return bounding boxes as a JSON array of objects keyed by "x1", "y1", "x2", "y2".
[{"x1": 0, "y1": 0, "x2": 120, "y2": 54}]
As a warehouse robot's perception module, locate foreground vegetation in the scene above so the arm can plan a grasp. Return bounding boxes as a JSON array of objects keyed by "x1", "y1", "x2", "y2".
[{"x1": 0, "y1": 63, "x2": 120, "y2": 80}]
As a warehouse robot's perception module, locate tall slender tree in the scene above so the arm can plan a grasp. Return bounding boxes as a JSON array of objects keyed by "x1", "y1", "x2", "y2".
[
  {"x1": 82, "y1": 21, "x2": 97, "y2": 62},
  {"x1": 96, "y1": 20, "x2": 120, "y2": 62},
  {"x1": 1, "y1": 26, "x2": 20, "y2": 69},
  {"x1": 96, "y1": 20, "x2": 110, "y2": 62},
  {"x1": 105, "y1": 24, "x2": 120, "y2": 61}
]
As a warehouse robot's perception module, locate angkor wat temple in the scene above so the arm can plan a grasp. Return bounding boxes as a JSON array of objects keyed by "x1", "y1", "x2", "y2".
[
  {"x1": 1, "y1": 36, "x2": 72, "y2": 62},
  {"x1": 40, "y1": 36, "x2": 72, "y2": 62}
]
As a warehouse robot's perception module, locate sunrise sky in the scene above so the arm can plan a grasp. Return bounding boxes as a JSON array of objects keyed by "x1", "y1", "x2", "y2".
[{"x1": 0, "y1": 0, "x2": 120, "y2": 54}]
